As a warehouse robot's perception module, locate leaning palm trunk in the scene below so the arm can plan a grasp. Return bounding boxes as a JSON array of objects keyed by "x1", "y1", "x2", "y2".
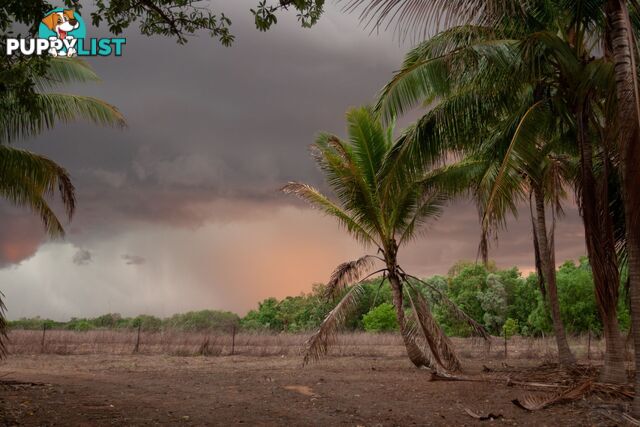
[
  {"x1": 388, "y1": 271, "x2": 434, "y2": 369},
  {"x1": 606, "y1": 0, "x2": 640, "y2": 409},
  {"x1": 532, "y1": 185, "x2": 575, "y2": 366},
  {"x1": 577, "y1": 104, "x2": 626, "y2": 384}
]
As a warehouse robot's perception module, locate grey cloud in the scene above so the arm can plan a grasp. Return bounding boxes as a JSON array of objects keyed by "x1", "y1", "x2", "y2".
[
  {"x1": 72, "y1": 249, "x2": 93, "y2": 266},
  {"x1": 122, "y1": 254, "x2": 146, "y2": 266}
]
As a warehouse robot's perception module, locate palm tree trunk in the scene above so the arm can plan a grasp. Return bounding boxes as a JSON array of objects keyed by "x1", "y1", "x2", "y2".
[
  {"x1": 606, "y1": 0, "x2": 640, "y2": 410},
  {"x1": 384, "y1": 242, "x2": 432, "y2": 369},
  {"x1": 532, "y1": 184, "x2": 575, "y2": 366},
  {"x1": 388, "y1": 270, "x2": 433, "y2": 368},
  {"x1": 576, "y1": 103, "x2": 626, "y2": 384}
]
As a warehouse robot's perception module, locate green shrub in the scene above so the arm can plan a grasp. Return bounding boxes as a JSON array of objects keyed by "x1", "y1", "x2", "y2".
[
  {"x1": 362, "y1": 303, "x2": 398, "y2": 332},
  {"x1": 502, "y1": 318, "x2": 519, "y2": 338}
]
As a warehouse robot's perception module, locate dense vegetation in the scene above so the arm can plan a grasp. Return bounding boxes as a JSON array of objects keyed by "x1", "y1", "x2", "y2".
[
  {"x1": 11, "y1": 259, "x2": 626, "y2": 338},
  {"x1": 9, "y1": 310, "x2": 240, "y2": 333}
]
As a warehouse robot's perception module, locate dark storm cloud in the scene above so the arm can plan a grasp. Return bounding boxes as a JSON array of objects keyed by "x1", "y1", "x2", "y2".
[{"x1": 13, "y1": 1, "x2": 405, "y2": 241}]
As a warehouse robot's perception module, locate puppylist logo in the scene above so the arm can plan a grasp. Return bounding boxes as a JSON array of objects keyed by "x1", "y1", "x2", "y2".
[{"x1": 5, "y1": 7, "x2": 126, "y2": 57}]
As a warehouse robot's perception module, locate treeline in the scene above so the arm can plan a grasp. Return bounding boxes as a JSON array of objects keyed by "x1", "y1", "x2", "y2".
[
  {"x1": 8, "y1": 310, "x2": 240, "y2": 332},
  {"x1": 10, "y1": 258, "x2": 627, "y2": 337},
  {"x1": 241, "y1": 258, "x2": 629, "y2": 336}
]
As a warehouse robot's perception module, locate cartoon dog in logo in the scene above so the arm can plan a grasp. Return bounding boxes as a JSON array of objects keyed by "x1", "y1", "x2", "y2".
[{"x1": 41, "y1": 10, "x2": 79, "y2": 57}]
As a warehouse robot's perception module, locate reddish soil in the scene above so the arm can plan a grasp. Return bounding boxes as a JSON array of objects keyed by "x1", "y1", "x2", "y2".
[{"x1": 0, "y1": 355, "x2": 622, "y2": 425}]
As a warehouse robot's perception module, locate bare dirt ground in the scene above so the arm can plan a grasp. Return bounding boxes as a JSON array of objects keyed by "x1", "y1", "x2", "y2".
[{"x1": 0, "y1": 353, "x2": 623, "y2": 426}]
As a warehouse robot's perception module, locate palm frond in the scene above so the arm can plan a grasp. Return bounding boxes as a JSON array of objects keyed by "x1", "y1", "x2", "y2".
[
  {"x1": 405, "y1": 281, "x2": 462, "y2": 372},
  {"x1": 483, "y1": 99, "x2": 548, "y2": 229},
  {"x1": 1, "y1": 93, "x2": 126, "y2": 143},
  {"x1": 0, "y1": 145, "x2": 75, "y2": 237},
  {"x1": 341, "y1": 0, "x2": 524, "y2": 41},
  {"x1": 401, "y1": 271, "x2": 490, "y2": 339},
  {"x1": 303, "y1": 282, "x2": 366, "y2": 365},
  {"x1": 325, "y1": 255, "x2": 381, "y2": 299},
  {"x1": 281, "y1": 182, "x2": 380, "y2": 247},
  {"x1": 34, "y1": 58, "x2": 101, "y2": 91}
]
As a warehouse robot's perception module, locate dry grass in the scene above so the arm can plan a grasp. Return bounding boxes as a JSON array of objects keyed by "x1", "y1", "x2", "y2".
[{"x1": 5, "y1": 329, "x2": 610, "y2": 361}]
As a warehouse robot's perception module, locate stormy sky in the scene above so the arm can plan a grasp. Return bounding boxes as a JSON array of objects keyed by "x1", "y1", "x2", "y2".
[{"x1": 1, "y1": 1, "x2": 586, "y2": 320}]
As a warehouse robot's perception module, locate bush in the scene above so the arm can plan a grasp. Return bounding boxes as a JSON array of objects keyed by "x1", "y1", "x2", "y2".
[
  {"x1": 362, "y1": 303, "x2": 398, "y2": 332},
  {"x1": 502, "y1": 318, "x2": 519, "y2": 338}
]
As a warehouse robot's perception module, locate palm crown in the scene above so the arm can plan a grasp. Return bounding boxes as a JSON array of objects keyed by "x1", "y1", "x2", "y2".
[{"x1": 284, "y1": 107, "x2": 446, "y2": 254}]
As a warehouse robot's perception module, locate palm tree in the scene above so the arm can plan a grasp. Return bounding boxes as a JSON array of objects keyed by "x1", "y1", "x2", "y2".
[
  {"x1": 283, "y1": 107, "x2": 488, "y2": 372},
  {"x1": 349, "y1": 0, "x2": 632, "y2": 381},
  {"x1": 368, "y1": 19, "x2": 579, "y2": 366},
  {"x1": 603, "y1": 0, "x2": 640, "y2": 414},
  {"x1": 0, "y1": 58, "x2": 125, "y2": 355}
]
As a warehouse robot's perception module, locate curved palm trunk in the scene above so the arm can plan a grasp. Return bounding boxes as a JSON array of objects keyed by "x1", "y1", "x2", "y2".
[
  {"x1": 576, "y1": 104, "x2": 626, "y2": 384},
  {"x1": 532, "y1": 185, "x2": 576, "y2": 366},
  {"x1": 384, "y1": 242, "x2": 432, "y2": 368},
  {"x1": 606, "y1": 0, "x2": 640, "y2": 411},
  {"x1": 388, "y1": 271, "x2": 433, "y2": 368}
]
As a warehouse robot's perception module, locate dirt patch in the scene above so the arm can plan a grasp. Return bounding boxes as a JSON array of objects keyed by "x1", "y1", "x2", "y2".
[{"x1": 0, "y1": 354, "x2": 624, "y2": 425}]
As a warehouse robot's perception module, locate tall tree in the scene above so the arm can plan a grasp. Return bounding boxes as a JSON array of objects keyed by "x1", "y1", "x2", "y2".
[
  {"x1": 283, "y1": 107, "x2": 488, "y2": 371},
  {"x1": 350, "y1": 0, "x2": 630, "y2": 381},
  {"x1": 604, "y1": 0, "x2": 640, "y2": 413},
  {"x1": 0, "y1": 58, "x2": 125, "y2": 356}
]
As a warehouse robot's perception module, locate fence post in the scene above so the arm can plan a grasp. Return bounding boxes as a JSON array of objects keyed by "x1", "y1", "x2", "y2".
[
  {"x1": 504, "y1": 328, "x2": 507, "y2": 359},
  {"x1": 231, "y1": 325, "x2": 236, "y2": 356},
  {"x1": 133, "y1": 324, "x2": 141, "y2": 353},
  {"x1": 41, "y1": 323, "x2": 47, "y2": 353},
  {"x1": 587, "y1": 330, "x2": 591, "y2": 360}
]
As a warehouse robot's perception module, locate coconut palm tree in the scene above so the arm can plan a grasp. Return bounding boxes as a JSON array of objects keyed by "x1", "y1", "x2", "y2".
[
  {"x1": 348, "y1": 0, "x2": 633, "y2": 381},
  {"x1": 367, "y1": 17, "x2": 580, "y2": 366},
  {"x1": 0, "y1": 58, "x2": 125, "y2": 355},
  {"x1": 603, "y1": 0, "x2": 640, "y2": 414},
  {"x1": 283, "y1": 106, "x2": 488, "y2": 372}
]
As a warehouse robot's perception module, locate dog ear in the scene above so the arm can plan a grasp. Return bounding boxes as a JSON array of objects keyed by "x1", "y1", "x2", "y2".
[
  {"x1": 41, "y1": 13, "x2": 59, "y2": 31},
  {"x1": 63, "y1": 10, "x2": 76, "y2": 20}
]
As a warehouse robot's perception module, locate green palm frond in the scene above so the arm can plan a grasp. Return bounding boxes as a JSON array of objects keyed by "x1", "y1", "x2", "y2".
[
  {"x1": 1, "y1": 93, "x2": 126, "y2": 143},
  {"x1": 0, "y1": 145, "x2": 75, "y2": 237},
  {"x1": 342, "y1": 0, "x2": 524, "y2": 41},
  {"x1": 281, "y1": 182, "x2": 380, "y2": 247},
  {"x1": 376, "y1": 33, "x2": 518, "y2": 123},
  {"x1": 34, "y1": 58, "x2": 101, "y2": 91}
]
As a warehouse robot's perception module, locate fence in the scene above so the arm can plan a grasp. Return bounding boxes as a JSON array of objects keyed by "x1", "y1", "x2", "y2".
[{"x1": 4, "y1": 329, "x2": 614, "y2": 361}]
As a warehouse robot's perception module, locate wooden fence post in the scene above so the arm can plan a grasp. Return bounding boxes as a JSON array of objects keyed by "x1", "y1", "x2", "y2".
[
  {"x1": 133, "y1": 324, "x2": 141, "y2": 353},
  {"x1": 587, "y1": 330, "x2": 591, "y2": 360},
  {"x1": 41, "y1": 323, "x2": 47, "y2": 353},
  {"x1": 231, "y1": 325, "x2": 236, "y2": 356},
  {"x1": 504, "y1": 328, "x2": 507, "y2": 359}
]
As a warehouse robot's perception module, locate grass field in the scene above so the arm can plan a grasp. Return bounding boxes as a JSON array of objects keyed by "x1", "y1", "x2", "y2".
[
  {"x1": 0, "y1": 331, "x2": 632, "y2": 425},
  {"x1": 7, "y1": 329, "x2": 612, "y2": 360}
]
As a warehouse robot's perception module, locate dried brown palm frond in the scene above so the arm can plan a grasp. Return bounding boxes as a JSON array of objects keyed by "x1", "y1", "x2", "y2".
[
  {"x1": 402, "y1": 318, "x2": 438, "y2": 369},
  {"x1": 512, "y1": 380, "x2": 593, "y2": 411},
  {"x1": 405, "y1": 281, "x2": 462, "y2": 372},
  {"x1": 401, "y1": 270, "x2": 490, "y2": 339},
  {"x1": 303, "y1": 283, "x2": 366, "y2": 365},
  {"x1": 324, "y1": 255, "x2": 380, "y2": 299}
]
